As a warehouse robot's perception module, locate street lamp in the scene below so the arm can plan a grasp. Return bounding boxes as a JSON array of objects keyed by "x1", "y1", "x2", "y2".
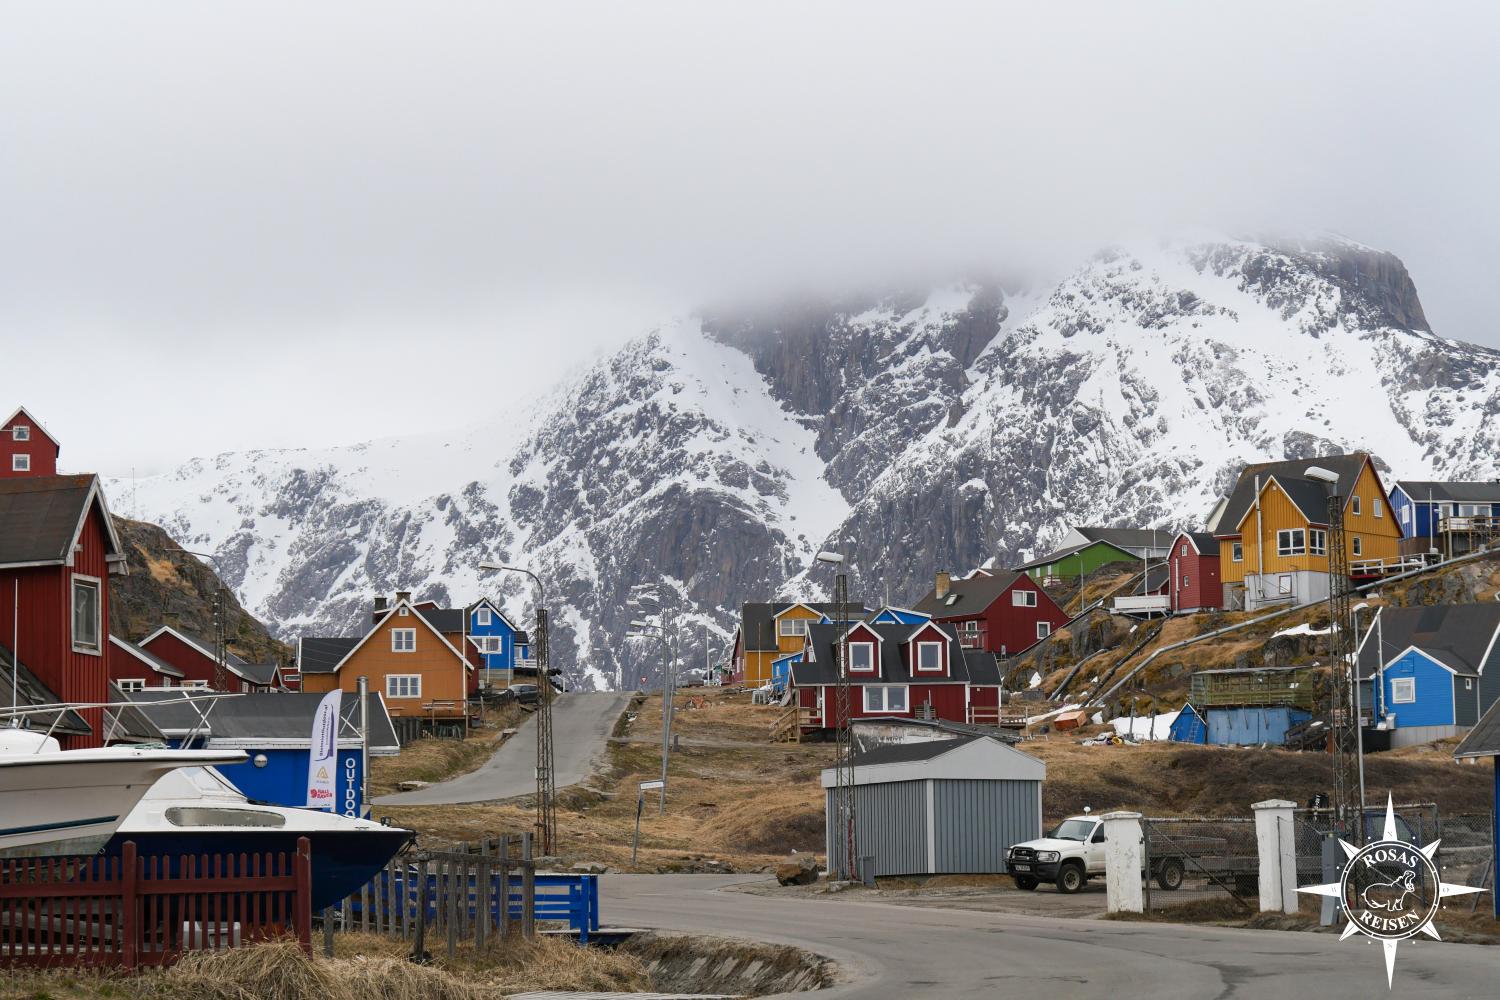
[
  {"x1": 478, "y1": 560, "x2": 556, "y2": 855},
  {"x1": 625, "y1": 597, "x2": 677, "y2": 813},
  {"x1": 816, "y1": 549, "x2": 857, "y2": 880},
  {"x1": 164, "y1": 548, "x2": 230, "y2": 692}
]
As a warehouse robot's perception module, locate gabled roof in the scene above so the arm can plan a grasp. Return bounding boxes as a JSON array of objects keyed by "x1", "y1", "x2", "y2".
[
  {"x1": 0, "y1": 641, "x2": 91, "y2": 736},
  {"x1": 469, "y1": 597, "x2": 520, "y2": 633},
  {"x1": 962, "y1": 649, "x2": 1003, "y2": 686},
  {"x1": 1, "y1": 407, "x2": 60, "y2": 451},
  {"x1": 851, "y1": 736, "x2": 972, "y2": 767},
  {"x1": 415, "y1": 606, "x2": 466, "y2": 634},
  {"x1": 792, "y1": 621, "x2": 969, "y2": 686},
  {"x1": 737, "y1": 601, "x2": 870, "y2": 652},
  {"x1": 1355, "y1": 603, "x2": 1500, "y2": 679},
  {"x1": 1393, "y1": 481, "x2": 1500, "y2": 505},
  {"x1": 0, "y1": 474, "x2": 125, "y2": 568},
  {"x1": 140, "y1": 625, "x2": 280, "y2": 686},
  {"x1": 1215, "y1": 453, "x2": 1375, "y2": 537},
  {"x1": 298, "y1": 636, "x2": 361, "y2": 674},
  {"x1": 1174, "y1": 531, "x2": 1220, "y2": 556},
  {"x1": 822, "y1": 733, "x2": 1045, "y2": 786},
  {"x1": 1455, "y1": 697, "x2": 1500, "y2": 759},
  {"x1": 112, "y1": 690, "x2": 399, "y2": 752},
  {"x1": 109, "y1": 633, "x2": 184, "y2": 678},
  {"x1": 1011, "y1": 539, "x2": 1139, "y2": 574},
  {"x1": 1068, "y1": 527, "x2": 1173, "y2": 554},
  {"x1": 305, "y1": 598, "x2": 471, "y2": 676},
  {"x1": 911, "y1": 571, "x2": 1028, "y2": 617}
]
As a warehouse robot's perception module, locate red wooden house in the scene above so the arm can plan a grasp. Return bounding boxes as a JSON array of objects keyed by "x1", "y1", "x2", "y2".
[
  {"x1": 107, "y1": 634, "x2": 186, "y2": 690},
  {"x1": 1, "y1": 407, "x2": 61, "y2": 478},
  {"x1": 1167, "y1": 531, "x2": 1222, "y2": 613},
  {"x1": 788, "y1": 620, "x2": 1005, "y2": 735},
  {"x1": 911, "y1": 569, "x2": 1070, "y2": 656},
  {"x1": 0, "y1": 473, "x2": 127, "y2": 748},
  {"x1": 136, "y1": 625, "x2": 282, "y2": 692}
]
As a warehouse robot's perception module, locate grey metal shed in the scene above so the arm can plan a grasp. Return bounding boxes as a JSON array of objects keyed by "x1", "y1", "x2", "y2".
[{"x1": 822, "y1": 735, "x2": 1044, "y2": 878}]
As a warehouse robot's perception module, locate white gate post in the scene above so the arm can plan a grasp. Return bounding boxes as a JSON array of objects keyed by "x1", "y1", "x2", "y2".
[
  {"x1": 1100, "y1": 811, "x2": 1144, "y2": 914},
  {"x1": 1252, "y1": 799, "x2": 1298, "y2": 913}
]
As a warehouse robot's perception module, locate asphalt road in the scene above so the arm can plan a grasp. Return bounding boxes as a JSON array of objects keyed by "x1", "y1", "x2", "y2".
[
  {"x1": 374, "y1": 692, "x2": 631, "y2": 806},
  {"x1": 603, "y1": 874, "x2": 1499, "y2": 998}
]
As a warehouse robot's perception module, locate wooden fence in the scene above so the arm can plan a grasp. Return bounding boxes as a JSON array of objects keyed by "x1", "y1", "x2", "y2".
[
  {"x1": 0, "y1": 839, "x2": 312, "y2": 970},
  {"x1": 326, "y1": 834, "x2": 541, "y2": 959}
]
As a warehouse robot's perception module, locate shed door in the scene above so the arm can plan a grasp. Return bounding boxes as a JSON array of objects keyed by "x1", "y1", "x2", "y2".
[{"x1": 932, "y1": 779, "x2": 1041, "y2": 874}]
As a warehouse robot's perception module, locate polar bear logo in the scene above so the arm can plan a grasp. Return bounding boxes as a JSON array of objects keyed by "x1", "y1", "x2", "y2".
[{"x1": 1360, "y1": 870, "x2": 1417, "y2": 912}]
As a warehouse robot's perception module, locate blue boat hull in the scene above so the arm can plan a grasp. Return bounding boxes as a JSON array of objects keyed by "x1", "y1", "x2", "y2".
[{"x1": 103, "y1": 828, "x2": 413, "y2": 912}]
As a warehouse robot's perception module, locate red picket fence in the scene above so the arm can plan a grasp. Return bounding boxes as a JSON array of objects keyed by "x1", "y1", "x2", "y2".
[{"x1": 0, "y1": 839, "x2": 312, "y2": 970}]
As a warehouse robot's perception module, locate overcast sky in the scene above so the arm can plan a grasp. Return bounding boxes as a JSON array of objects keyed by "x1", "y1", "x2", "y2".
[{"x1": 4, "y1": 2, "x2": 1497, "y2": 475}]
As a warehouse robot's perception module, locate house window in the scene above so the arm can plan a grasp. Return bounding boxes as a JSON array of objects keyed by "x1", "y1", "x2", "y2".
[
  {"x1": 476, "y1": 607, "x2": 492, "y2": 626},
  {"x1": 1276, "y1": 529, "x2": 1306, "y2": 556},
  {"x1": 118, "y1": 678, "x2": 145, "y2": 692},
  {"x1": 1352, "y1": 536, "x2": 1363, "y2": 557},
  {"x1": 1458, "y1": 503, "x2": 1486, "y2": 516},
  {"x1": 779, "y1": 618, "x2": 809, "y2": 637},
  {"x1": 848, "y1": 642, "x2": 875, "y2": 672},
  {"x1": 181, "y1": 680, "x2": 209, "y2": 691},
  {"x1": 473, "y1": 636, "x2": 503, "y2": 654},
  {"x1": 916, "y1": 642, "x2": 943, "y2": 672},
  {"x1": 1309, "y1": 529, "x2": 1327, "y2": 556},
  {"x1": 11, "y1": 425, "x2": 28, "y2": 441},
  {"x1": 1465, "y1": 678, "x2": 1473, "y2": 691},
  {"x1": 391, "y1": 628, "x2": 417, "y2": 652},
  {"x1": 1012, "y1": 590, "x2": 1038, "y2": 607},
  {"x1": 386, "y1": 674, "x2": 422, "y2": 699},
  {"x1": 1231, "y1": 542, "x2": 1243, "y2": 562},
  {"x1": 862, "y1": 685, "x2": 908, "y2": 713},
  {"x1": 11, "y1": 454, "x2": 30, "y2": 472},
  {"x1": 1373, "y1": 498, "x2": 1383, "y2": 518},
  {"x1": 1181, "y1": 575, "x2": 1189, "y2": 589},
  {"x1": 398, "y1": 607, "x2": 409, "y2": 616},
  {"x1": 1036, "y1": 621, "x2": 1052, "y2": 639},
  {"x1": 1390, "y1": 677, "x2": 1415, "y2": 704},
  {"x1": 1277, "y1": 575, "x2": 1293, "y2": 595},
  {"x1": 1350, "y1": 495, "x2": 1361, "y2": 516},
  {"x1": 71, "y1": 577, "x2": 101, "y2": 654},
  {"x1": 958, "y1": 620, "x2": 979, "y2": 637}
]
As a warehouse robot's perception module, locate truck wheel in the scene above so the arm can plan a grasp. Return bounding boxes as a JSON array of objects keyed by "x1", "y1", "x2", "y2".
[
  {"x1": 1155, "y1": 858, "x2": 1185, "y2": 891},
  {"x1": 1013, "y1": 875, "x2": 1039, "y2": 891},
  {"x1": 1056, "y1": 862, "x2": 1086, "y2": 894}
]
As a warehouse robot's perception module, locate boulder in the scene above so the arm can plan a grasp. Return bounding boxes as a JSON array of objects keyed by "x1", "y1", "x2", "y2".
[
  {"x1": 775, "y1": 853, "x2": 819, "y2": 886},
  {"x1": 396, "y1": 780, "x2": 430, "y2": 792}
]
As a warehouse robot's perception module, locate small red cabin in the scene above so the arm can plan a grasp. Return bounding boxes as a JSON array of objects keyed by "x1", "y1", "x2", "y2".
[
  {"x1": 912, "y1": 569, "x2": 1070, "y2": 656},
  {"x1": 1, "y1": 407, "x2": 61, "y2": 478},
  {"x1": 137, "y1": 625, "x2": 281, "y2": 693},
  {"x1": 1167, "y1": 532, "x2": 1222, "y2": 613}
]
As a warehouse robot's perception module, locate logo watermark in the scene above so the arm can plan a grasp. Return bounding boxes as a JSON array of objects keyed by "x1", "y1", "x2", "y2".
[{"x1": 1299, "y1": 795, "x2": 1482, "y2": 987}]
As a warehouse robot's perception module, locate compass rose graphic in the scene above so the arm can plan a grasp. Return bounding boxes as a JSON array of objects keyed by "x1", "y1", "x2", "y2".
[{"x1": 1298, "y1": 794, "x2": 1483, "y2": 987}]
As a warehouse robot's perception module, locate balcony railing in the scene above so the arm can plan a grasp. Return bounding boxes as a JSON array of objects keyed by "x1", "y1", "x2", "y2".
[
  {"x1": 1111, "y1": 594, "x2": 1170, "y2": 614},
  {"x1": 1349, "y1": 554, "x2": 1430, "y2": 577},
  {"x1": 1436, "y1": 514, "x2": 1500, "y2": 535}
]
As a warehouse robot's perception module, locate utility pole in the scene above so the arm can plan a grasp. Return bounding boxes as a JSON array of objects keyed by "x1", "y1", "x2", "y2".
[
  {"x1": 1308, "y1": 466, "x2": 1361, "y2": 844},
  {"x1": 818, "y1": 551, "x2": 856, "y2": 881},
  {"x1": 627, "y1": 583, "x2": 676, "y2": 814},
  {"x1": 165, "y1": 548, "x2": 230, "y2": 692}
]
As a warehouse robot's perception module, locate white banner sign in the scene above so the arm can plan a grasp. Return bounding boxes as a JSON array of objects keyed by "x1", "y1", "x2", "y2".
[{"x1": 306, "y1": 689, "x2": 343, "y2": 809}]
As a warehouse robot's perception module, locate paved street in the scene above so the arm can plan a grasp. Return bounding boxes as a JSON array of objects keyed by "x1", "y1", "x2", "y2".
[
  {"x1": 603, "y1": 874, "x2": 1498, "y2": 998},
  {"x1": 375, "y1": 692, "x2": 631, "y2": 806}
]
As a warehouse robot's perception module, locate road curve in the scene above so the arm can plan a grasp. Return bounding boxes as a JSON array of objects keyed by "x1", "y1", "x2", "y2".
[
  {"x1": 375, "y1": 691, "x2": 631, "y2": 806},
  {"x1": 602, "y1": 874, "x2": 1496, "y2": 999}
]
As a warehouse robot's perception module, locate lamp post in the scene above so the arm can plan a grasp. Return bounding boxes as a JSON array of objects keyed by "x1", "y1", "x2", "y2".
[
  {"x1": 817, "y1": 550, "x2": 857, "y2": 881},
  {"x1": 478, "y1": 561, "x2": 556, "y2": 855},
  {"x1": 163, "y1": 548, "x2": 230, "y2": 692},
  {"x1": 627, "y1": 583, "x2": 677, "y2": 813}
]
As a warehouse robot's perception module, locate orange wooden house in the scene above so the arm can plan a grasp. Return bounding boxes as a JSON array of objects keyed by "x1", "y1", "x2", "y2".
[{"x1": 297, "y1": 595, "x2": 474, "y2": 727}]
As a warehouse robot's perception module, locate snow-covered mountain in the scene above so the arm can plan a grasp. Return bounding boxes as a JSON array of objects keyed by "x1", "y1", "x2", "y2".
[{"x1": 116, "y1": 234, "x2": 1500, "y2": 689}]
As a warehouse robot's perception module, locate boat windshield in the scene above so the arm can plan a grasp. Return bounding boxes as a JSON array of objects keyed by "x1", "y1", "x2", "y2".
[
  {"x1": 1048, "y1": 819, "x2": 1096, "y2": 842},
  {"x1": 146, "y1": 765, "x2": 247, "y2": 802},
  {"x1": 165, "y1": 806, "x2": 286, "y2": 829}
]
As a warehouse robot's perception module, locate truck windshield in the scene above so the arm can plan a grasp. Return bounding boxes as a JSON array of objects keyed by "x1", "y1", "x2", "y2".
[{"x1": 1048, "y1": 819, "x2": 1095, "y2": 841}]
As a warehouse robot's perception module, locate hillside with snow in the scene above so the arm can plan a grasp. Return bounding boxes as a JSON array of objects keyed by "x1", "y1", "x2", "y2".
[{"x1": 116, "y1": 235, "x2": 1500, "y2": 689}]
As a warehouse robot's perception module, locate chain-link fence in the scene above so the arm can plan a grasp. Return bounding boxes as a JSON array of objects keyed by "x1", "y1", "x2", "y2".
[
  {"x1": 1142, "y1": 816, "x2": 1260, "y2": 912},
  {"x1": 1439, "y1": 812, "x2": 1495, "y2": 911}
]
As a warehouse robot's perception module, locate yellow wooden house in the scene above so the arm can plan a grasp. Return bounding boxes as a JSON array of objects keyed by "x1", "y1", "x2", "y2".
[
  {"x1": 1210, "y1": 453, "x2": 1405, "y2": 611},
  {"x1": 731, "y1": 601, "x2": 866, "y2": 687}
]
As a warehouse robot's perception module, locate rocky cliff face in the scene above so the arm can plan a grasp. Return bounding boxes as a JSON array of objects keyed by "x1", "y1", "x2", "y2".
[{"x1": 115, "y1": 234, "x2": 1500, "y2": 689}]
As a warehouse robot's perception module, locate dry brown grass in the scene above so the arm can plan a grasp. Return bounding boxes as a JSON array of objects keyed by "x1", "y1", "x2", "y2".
[{"x1": 367, "y1": 705, "x2": 524, "y2": 798}]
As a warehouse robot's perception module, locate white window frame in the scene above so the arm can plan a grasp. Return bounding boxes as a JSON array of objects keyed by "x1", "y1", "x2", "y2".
[
  {"x1": 1277, "y1": 574, "x2": 1293, "y2": 595},
  {"x1": 475, "y1": 607, "x2": 492, "y2": 626},
  {"x1": 1012, "y1": 590, "x2": 1038, "y2": 607},
  {"x1": 1464, "y1": 678, "x2": 1473, "y2": 691},
  {"x1": 1180, "y1": 544, "x2": 1188, "y2": 557},
  {"x1": 847, "y1": 641, "x2": 875, "y2": 673},
  {"x1": 386, "y1": 674, "x2": 422, "y2": 699},
  {"x1": 180, "y1": 680, "x2": 210, "y2": 691},
  {"x1": 1373, "y1": 498, "x2": 1383, "y2": 518},
  {"x1": 1309, "y1": 529, "x2": 1327, "y2": 556},
  {"x1": 1390, "y1": 677, "x2": 1415, "y2": 704},
  {"x1": 958, "y1": 620, "x2": 980, "y2": 636},
  {"x1": 1231, "y1": 542, "x2": 1243, "y2": 562},
  {"x1": 862, "y1": 684, "x2": 908, "y2": 713},
  {"x1": 915, "y1": 641, "x2": 943, "y2": 672},
  {"x1": 1181, "y1": 575, "x2": 1189, "y2": 589},
  {"x1": 1276, "y1": 528, "x2": 1305, "y2": 556},
  {"x1": 398, "y1": 606, "x2": 409, "y2": 617},
  {"x1": 779, "y1": 618, "x2": 809, "y2": 637},
  {"x1": 1350, "y1": 495, "x2": 1361, "y2": 516},
  {"x1": 11, "y1": 425, "x2": 28, "y2": 441},
  {"x1": 1352, "y1": 536, "x2": 1363, "y2": 556},
  {"x1": 117, "y1": 678, "x2": 146, "y2": 692},
  {"x1": 71, "y1": 575, "x2": 102, "y2": 655},
  {"x1": 391, "y1": 628, "x2": 417, "y2": 652},
  {"x1": 11, "y1": 454, "x2": 30, "y2": 472},
  {"x1": 1036, "y1": 621, "x2": 1052, "y2": 639}
]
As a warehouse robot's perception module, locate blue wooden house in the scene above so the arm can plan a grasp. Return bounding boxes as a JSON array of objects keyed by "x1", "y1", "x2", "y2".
[
  {"x1": 464, "y1": 597, "x2": 532, "y2": 687},
  {"x1": 1168, "y1": 703, "x2": 1207, "y2": 743},
  {"x1": 1356, "y1": 603, "x2": 1500, "y2": 748},
  {"x1": 1454, "y1": 701, "x2": 1500, "y2": 917},
  {"x1": 1389, "y1": 480, "x2": 1500, "y2": 558},
  {"x1": 866, "y1": 606, "x2": 932, "y2": 626}
]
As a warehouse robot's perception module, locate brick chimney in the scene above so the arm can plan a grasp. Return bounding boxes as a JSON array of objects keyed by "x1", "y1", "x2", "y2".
[
  {"x1": 935, "y1": 571, "x2": 951, "y2": 600},
  {"x1": 395, "y1": 590, "x2": 412, "y2": 605},
  {"x1": 373, "y1": 595, "x2": 389, "y2": 623}
]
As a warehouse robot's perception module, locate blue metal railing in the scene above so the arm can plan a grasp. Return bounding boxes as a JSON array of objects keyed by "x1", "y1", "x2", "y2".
[{"x1": 346, "y1": 869, "x2": 600, "y2": 942}]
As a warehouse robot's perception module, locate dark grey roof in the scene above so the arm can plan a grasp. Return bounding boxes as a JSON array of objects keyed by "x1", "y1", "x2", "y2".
[
  {"x1": 1394, "y1": 481, "x2": 1500, "y2": 505},
  {"x1": 0, "y1": 475, "x2": 115, "y2": 567},
  {"x1": 416, "y1": 607, "x2": 466, "y2": 634},
  {"x1": 850, "y1": 736, "x2": 978, "y2": 767},
  {"x1": 112, "y1": 690, "x2": 399, "y2": 750},
  {"x1": 1134, "y1": 564, "x2": 1170, "y2": 596},
  {"x1": 1356, "y1": 603, "x2": 1500, "y2": 678},
  {"x1": 1455, "y1": 697, "x2": 1500, "y2": 759},
  {"x1": 1074, "y1": 528, "x2": 1173, "y2": 553},
  {"x1": 1216, "y1": 454, "x2": 1372, "y2": 535},
  {"x1": 854, "y1": 716, "x2": 1019, "y2": 743},
  {"x1": 791, "y1": 621, "x2": 970, "y2": 686},
  {"x1": 103, "y1": 683, "x2": 168, "y2": 742},
  {"x1": 1181, "y1": 532, "x2": 1220, "y2": 556},
  {"x1": 738, "y1": 602, "x2": 870, "y2": 653},
  {"x1": 911, "y1": 571, "x2": 1027, "y2": 617},
  {"x1": 109, "y1": 634, "x2": 184, "y2": 678},
  {"x1": 515, "y1": 630, "x2": 530, "y2": 645},
  {"x1": 298, "y1": 637, "x2": 361, "y2": 674},
  {"x1": 0, "y1": 642, "x2": 91, "y2": 736},
  {"x1": 962, "y1": 649, "x2": 1003, "y2": 686}
]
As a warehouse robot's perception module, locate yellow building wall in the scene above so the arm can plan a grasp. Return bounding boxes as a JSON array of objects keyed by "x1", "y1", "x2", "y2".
[
  {"x1": 740, "y1": 606, "x2": 825, "y2": 685},
  {"x1": 315, "y1": 614, "x2": 468, "y2": 718}
]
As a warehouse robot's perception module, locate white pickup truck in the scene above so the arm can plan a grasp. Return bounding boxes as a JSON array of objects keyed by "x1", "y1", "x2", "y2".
[{"x1": 1006, "y1": 814, "x2": 1188, "y2": 894}]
